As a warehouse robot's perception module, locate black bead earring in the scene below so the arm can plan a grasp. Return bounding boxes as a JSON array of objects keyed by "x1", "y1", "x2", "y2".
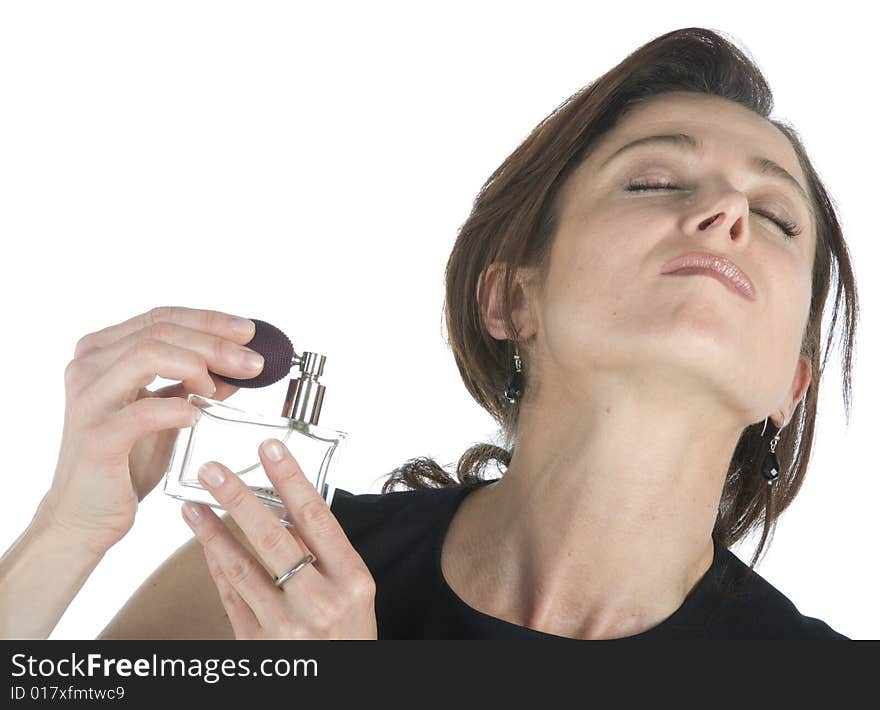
[
  {"x1": 503, "y1": 342, "x2": 524, "y2": 403},
  {"x1": 760, "y1": 417, "x2": 783, "y2": 486}
]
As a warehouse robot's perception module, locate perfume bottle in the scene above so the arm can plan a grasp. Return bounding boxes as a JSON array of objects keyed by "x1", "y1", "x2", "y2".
[{"x1": 163, "y1": 320, "x2": 349, "y2": 528}]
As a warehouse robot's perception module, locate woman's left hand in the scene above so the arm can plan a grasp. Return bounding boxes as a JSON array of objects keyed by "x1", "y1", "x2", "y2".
[{"x1": 180, "y1": 438, "x2": 377, "y2": 639}]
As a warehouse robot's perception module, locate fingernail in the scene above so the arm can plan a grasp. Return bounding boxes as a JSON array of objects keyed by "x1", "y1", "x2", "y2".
[
  {"x1": 198, "y1": 462, "x2": 226, "y2": 487},
  {"x1": 231, "y1": 317, "x2": 255, "y2": 335},
  {"x1": 182, "y1": 502, "x2": 202, "y2": 524},
  {"x1": 243, "y1": 351, "x2": 264, "y2": 370},
  {"x1": 262, "y1": 438, "x2": 284, "y2": 462}
]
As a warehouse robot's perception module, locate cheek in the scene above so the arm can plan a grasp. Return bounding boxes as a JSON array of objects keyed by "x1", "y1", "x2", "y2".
[
  {"x1": 775, "y1": 260, "x2": 813, "y2": 338},
  {"x1": 752, "y1": 264, "x2": 811, "y2": 380},
  {"x1": 538, "y1": 255, "x2": 622, "y2": 373},
  {"x1": 541, "y1": 217, "x2": 660, "y2": 342},
  {"x1": 545, "y1": 244, "x2": 618, "y2": 319},
  {"x1": 551, "y1": 216, "x2": 643, "y2": 296}
]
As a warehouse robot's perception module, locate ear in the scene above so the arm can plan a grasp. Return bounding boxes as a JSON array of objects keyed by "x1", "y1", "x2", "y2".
[
  {"x1": 478, "y1": 263, "x2": 538, "y2": 341},
  {"x1": 769, "y1": 354, "x2": 812, "y2": 429}
]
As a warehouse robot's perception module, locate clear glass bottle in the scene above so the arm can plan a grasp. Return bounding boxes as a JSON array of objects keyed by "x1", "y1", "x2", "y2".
[{"x1": 163, "y1": 349, "x2": 348, "y2": 528}]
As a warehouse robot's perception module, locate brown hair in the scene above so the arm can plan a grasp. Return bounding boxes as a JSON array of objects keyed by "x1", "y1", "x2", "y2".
[{"x1": 379, "y1": 27, "x2": 859, "y2": 574}]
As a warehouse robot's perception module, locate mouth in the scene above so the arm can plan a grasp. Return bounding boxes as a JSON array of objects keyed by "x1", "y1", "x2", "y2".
[{"x1": 660, "y1": 251, "x2": 756, "y2": 301}]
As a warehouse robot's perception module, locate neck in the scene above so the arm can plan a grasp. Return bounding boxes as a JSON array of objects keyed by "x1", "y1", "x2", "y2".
[{"x1": 457, "y1": 371, "x2": 745, "y2": 639}]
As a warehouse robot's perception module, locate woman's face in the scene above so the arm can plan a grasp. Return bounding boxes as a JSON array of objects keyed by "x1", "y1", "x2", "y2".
[{"x1": 529, "y1": 91, "x2": 814, "y2": 424}]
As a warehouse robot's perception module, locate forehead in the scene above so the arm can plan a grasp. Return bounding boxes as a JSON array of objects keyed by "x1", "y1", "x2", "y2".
[{"x1": 590, "y1": 92, "x2": 805, "y2": 182}]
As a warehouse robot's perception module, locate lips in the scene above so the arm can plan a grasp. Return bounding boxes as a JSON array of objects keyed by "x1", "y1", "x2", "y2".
[{"x1": 660, "y1": 251, "x2": 756, "y2": 301}]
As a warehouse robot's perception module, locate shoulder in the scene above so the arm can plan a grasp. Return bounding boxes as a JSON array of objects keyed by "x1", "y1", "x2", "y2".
[
  {"x1": 329, "y1": 484, "x2": 456, "y2": 527},
  {"x1": 328, "y1": 484, "x2": 462, "y2": 554},
  {"x1": 709, "y1": 547, "x2": 849, "y2": 640}
]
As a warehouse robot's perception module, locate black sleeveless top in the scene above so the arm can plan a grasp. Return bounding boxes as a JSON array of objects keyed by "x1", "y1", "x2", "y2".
[{"x1": 328, "y1": 478, "x2": 849, "y2": 640}]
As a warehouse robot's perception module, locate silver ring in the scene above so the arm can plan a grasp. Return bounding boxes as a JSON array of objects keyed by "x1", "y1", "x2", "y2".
[{"x1": 273, "y1": 553, "x2": 315, "y2": 588}]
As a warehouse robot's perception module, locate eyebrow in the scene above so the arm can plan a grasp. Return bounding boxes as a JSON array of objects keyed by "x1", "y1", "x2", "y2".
[{"x1": 599, "y1": 132, "x2": 816, "y2": 225}]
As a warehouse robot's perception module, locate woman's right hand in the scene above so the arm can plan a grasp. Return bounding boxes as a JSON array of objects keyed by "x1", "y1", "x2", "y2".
[{"x1": 39, "y1": 306, "x2": 267, "y2": 556}]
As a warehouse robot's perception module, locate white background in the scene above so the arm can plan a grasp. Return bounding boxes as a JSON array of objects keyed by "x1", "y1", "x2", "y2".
[{"x1": 0, "y1": 1, "x2": 875, "y2": 640}]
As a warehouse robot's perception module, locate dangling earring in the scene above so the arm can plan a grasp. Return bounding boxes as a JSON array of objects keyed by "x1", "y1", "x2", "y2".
[
  {"x1": 760, "y1": 416, "x2": 783, "y2": 486},
  {"x1": 503, "y1": 342, "x2": 524, "y2": 403}
]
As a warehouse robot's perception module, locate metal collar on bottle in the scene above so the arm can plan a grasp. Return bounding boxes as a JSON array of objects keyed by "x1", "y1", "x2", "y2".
[{"x1": 281, "y1": 349, "x2": 327, "y2": 425}]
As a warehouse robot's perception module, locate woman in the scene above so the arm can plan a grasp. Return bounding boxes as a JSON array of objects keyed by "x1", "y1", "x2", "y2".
[{"x1": 0, "y1": 27, "x2": 858, "y2": 639}]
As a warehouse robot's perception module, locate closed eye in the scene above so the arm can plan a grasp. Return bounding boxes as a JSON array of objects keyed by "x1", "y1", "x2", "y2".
[{"x1": 625, "y1": 180, "x2": 802, "y2": 238}]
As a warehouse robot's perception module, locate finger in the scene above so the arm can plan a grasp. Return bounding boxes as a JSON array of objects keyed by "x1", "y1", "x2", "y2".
[
  {"x1": 181, "y1": 500, "x2": 287, "y2": 628},
  {"x1": 75, "y1": 339, "x2": 217, "y2": 422},
  {"x1": 152, "y1": 374, "x2": 239, "y2": 404},
  {"x1": 258, "y1": 438, "x2": 362, "y2": 580},
  {"x1": 74, "y1": 305, "x2": 257, "y2": 359},
  {"x1": 202, "y1": 545, "x2": 260, "y2": 638},
  {"x1": 220, "y1": 511, "x2": 312, "y2": 567},
  {"x1": 195, "y1": 459, "x2": 320, "y2": 590},
  {"x1": 86, "y1": 321, "x2": 264, "y2": 394},
  {"x1": 95, "y1": 396, "x2": 199, "y2": 462},
  {"x1": 76, "y1": 330, "x2": 265, "y2": 420}
]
